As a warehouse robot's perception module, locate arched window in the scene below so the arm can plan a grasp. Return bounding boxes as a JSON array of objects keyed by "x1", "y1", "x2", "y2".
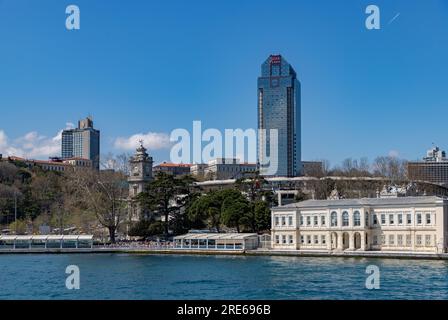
[
  {"x1": 331, "y1": 211, "x2": 338, "y2": 227},
  {"x1": 342, "y1": 211, "x2": 349, "y2": 226},
  {"x1": 354, "y1": 211, "x2": 361, "y2": 226}
]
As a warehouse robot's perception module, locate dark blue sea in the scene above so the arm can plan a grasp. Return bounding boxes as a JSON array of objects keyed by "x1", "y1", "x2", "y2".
[{"x1": 1, "y1": 253, "x2": 447, "y2": 299}]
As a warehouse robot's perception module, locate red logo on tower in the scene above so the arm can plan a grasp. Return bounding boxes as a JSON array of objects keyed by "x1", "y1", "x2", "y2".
[{"x1": 270, "y1": 55, "x2": 281, "y2": 64}]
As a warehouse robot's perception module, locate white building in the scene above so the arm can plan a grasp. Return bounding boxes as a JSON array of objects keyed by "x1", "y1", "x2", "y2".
[
  {"x1": 271, "y1": 196, "x2": 448, "y2": 254},
  {"x1": 203, "y1": 158, "x2": 256, "y2": 180}
]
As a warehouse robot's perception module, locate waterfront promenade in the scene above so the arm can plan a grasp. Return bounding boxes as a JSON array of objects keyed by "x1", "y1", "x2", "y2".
[{"x1": 2, "y1": 242, "x2": 448, "y2": 260}]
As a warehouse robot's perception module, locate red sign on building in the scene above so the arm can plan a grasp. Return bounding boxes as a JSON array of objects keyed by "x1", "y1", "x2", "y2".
[{"x1": 270, "y1": 55, "x2": 281, "y2": 64}]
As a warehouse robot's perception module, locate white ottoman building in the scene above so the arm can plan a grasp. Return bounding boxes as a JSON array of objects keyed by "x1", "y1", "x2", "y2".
[{"x1": 271, "y1": 196, "x2": 448, "y2": 254}]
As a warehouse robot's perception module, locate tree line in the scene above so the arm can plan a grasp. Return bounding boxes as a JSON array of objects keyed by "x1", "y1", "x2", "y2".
[{"x1": 130, "y1": 172, "x2": 274, "y2": 239}]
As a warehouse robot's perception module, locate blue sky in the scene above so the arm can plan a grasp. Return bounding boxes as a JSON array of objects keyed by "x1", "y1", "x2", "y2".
[{"x1": 0, "y1": 0, "x2": 447, "y2": 167}]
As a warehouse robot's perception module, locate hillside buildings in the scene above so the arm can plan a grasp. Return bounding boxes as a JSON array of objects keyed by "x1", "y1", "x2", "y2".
[
  {"x1": 257, "y1": 54, "x2": 301, "y2": 177},
  {"x1": 153, "y1": 162, "x2": 192, "y2": 176},
  {"x1": 0, "y1": 155, "x2": 92, "y2": 172},
  {"x1": 408, "y1": 146, "x2": 448, "y2": 186},
  {"x1": 191, "y1": 158, "x2": 257, "y2": 180},
  {"x1": 62, "y1": 117, "x2": 100, "y2": 170},
  {"x1": 271, "y1": 195, "x2": 448, "y2": 253}
]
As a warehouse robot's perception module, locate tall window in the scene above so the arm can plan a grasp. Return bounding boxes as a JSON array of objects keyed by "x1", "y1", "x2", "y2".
[
  {"x1": 426, "y1": 213, "x2": 431, "y2": 225},
  {"x1": 425, "y1": 235, "x2": 431, "y2": 246},
  {"x1": 389, "y1": 235, "x2": 395, "y2": 246},
  {"x1": 416, "y1": 235, "x2": 422, "y2": 246},
  {"x1": 354, "y1": 211, "x2": 361, "y2": 226},
  {"x1": 321, "y1": 216, "x2": 326, "y2": 226},
  {"x1": 288, "y1": 216, "x2": 293, "y2": 226},
  {"x1": 365, "y1": 212, "x2": 369, "y2": 226},
  {"x1": 389, "y1": 214, "x2": 394, "y2": 225},
  {"x1": 313, "y1": 216, "x2": 318, "y2": 226},
  {"x1": 417, "y1": 213, "x2": 422, "y2": 225},
  {"x1": 406, "y1": 235, "x2": 411, "y2": 246},
  {"x1": 342, "y1": 211, "x2": 349, "y2": 226},
  {"x1": 331, "y1": 211, "x2": 338, "y2": 227}
]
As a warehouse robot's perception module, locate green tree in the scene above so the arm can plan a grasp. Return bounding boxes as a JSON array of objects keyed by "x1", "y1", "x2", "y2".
[
  {"x1": 254, "y1": 200, "x2": 271, "y2": 232},
  {"x1": 187, "y1": 191, "x2": 223, "y2": 232},
  {"x1": 138, "y1": 172, "x2": 196, "y2": 238},
  {"x1": 129, "y1": 220, "x2": 165, "y2": 238},
  {"x1": 220, "y1": 190, "x2": 250, "y2": 232}
]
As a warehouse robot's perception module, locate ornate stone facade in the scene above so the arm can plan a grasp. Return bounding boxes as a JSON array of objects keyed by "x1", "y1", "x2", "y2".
[{"x1": 271, "y1": 196, "x2": 448, "y2": 254}]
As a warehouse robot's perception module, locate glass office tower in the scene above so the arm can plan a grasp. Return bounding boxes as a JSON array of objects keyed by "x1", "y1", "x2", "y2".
[
  {"x1": 62, "y1": 117, "x2": 100, "y2": 170},
  {"x1": 257, "y1": 55, "x2": 301, "y2": 177}
]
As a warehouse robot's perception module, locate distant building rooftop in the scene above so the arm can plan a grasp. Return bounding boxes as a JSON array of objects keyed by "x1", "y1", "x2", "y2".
[{"x1": 154, "y1": 162, "x2": 192, "y2": 168}]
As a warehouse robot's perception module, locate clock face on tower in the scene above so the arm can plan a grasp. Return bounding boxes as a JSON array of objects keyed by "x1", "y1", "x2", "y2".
[{"x1": 133, "y1": 165, "x2": 139, "y2": 175}]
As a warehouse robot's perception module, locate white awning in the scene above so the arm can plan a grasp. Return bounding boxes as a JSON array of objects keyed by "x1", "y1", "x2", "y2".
[
  {"x1": 173, "y1": 233, "x2": 258, "y2": 241},
  {"x1": 0, "y1": 235, "x2": 94, "y2": 241}
]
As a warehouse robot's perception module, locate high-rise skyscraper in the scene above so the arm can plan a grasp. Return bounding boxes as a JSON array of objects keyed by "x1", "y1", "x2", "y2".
[
  {"x1": 62, "y1": 117, "x2": 100, "y2": 170},
  {"x1": 257, "y1": 54, "x2": 301, "y2": 177}
]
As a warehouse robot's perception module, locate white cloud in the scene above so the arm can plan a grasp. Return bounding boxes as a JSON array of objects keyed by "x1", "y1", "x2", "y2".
[
  {"x1": 0, "y1": 130, "x2": 8, "y2": 149},
  {"x1": 114, "y1": 132, "x2": 172, "y2": 151},
  {"x1": 388, "y1": 150, "x2": 400, "y2": 158},
  {"x1": 0, "y1": 129, "x2": 62, "y2": 159}
]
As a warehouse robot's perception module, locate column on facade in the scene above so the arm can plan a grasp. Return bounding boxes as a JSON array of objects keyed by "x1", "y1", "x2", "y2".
[
  {"x1": 361, "y1": 232, "x2": 366, "y2": 251},
  {"x1": 296, "y1": 231, "x2": 301, "y2": 250},
  {"x1": 361, "y1": 209, "x2": 366, "y2": 228},
  {"x1": 326, "y1": 232, "x2": 332, "y2": 251},
  {"x1": 348, "y1": 209, "x2": 353, "y2": 228},
  {"x1": 337, "y1": 231, "x2": 343, "y2": 250},
  {"x1": 411, "y1": 231, "x2": 416, "y2": 251},
  {"x1": 338, "y1": 211, "x2": 342, "y2": 229},
  {"x1": 349, "y1": 231, "x2": 355, "y2": 250}
]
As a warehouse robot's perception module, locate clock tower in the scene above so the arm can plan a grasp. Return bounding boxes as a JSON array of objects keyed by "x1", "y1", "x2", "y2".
[{"x1": 128, "y1": 141, "x2": 153, "y2": 223}]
